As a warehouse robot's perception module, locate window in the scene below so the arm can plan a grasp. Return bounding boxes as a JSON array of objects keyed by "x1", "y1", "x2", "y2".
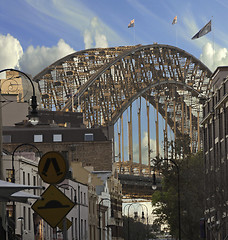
[
  {"x1": 225, "y1": 107, "x2": 228, "y2": 136},
  {"x1": 219, "y1": 112, "x2": 223, "y2": 140},
  {"x1": 34, "y1": 135, "x2": 43, "y2": 142},
  {"x1": 28, "y1": 173, "x2": 30, "y2": 185},
  {"x1": 84, "y1": 133, "x2": 94, "y2": 141},
  {"x1": 23, "y1": 207, "x2": 26, "y2": 230},
  {"x1": 71, "y1": 217, "x2": 74, "y2": 239},
  {"x1": 3, "y1": 135, "x2": 11, "y2": 143},
  {"x1": 33, "y1": 176, "x2": 36, "y2": 195},
  {"x1": 53, "y1": 134, "x2": 62, "y2": 142},
  {"x1": 81, "y1": 219, "x2": 83, "y2": 238},
  {"x1": 28, "y1": 208, "x2": 31, "y2": 230},
  {"x1": 6, "y1": 169, "x2": 13, "y2": 182},
  {"x1": 84, "y1": 220, "x2": 86, "y2": 239},
  {"x1": 23, "y1": 171, "x2": 25, "y2": 185},
  {"x1": 75, "y1": 218, "x2": 77, "y2": 239},
  {"x1": 208, "y1": 123, "x2": 212, "y2": 149}
]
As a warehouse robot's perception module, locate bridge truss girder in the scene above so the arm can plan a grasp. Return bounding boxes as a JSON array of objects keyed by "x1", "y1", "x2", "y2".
[{"x1": 34, "y1": 44, "x2": 212, "y2": 156}]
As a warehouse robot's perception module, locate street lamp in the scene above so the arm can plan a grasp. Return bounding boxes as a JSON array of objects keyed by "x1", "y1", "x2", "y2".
[
  {"x1": 138, "y1": 203, "x2": 149, "y2": 240},
  {"x1": 126, "y1": 203, "x2": 135, "y2": 240},
  {"x1": 17, "y1": 217, "x2": 24, "y2": 240},
  {"x1": 57, "y1": 183, "x2": 77, "y2": 240},
  {"x1": 11, "y1": 143, "x2": 42, "y2": 240},
  {"x1": 0, "y1": 68, "x2": 39, "y2": 125},
  {"x1": 152, "y1": 158, "x2": 181, "y2": 240},
  {"x1": 98, "y1": 198, "x2": 112, "y2": 240},
  {"x1": 124, "y1": 203, "x2": 149, "y2": 240}
]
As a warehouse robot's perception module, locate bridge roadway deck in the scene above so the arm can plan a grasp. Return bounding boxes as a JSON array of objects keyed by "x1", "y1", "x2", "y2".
[{"x1": 118, "y1": 174, "x2": 161, "y2": 200}]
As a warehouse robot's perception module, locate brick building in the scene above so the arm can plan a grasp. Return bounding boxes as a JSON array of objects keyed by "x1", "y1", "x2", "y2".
[
  {"x1": 3, "y1": 110, "x2": 113, "y2": 172},
  {"x1": 202, "y1": 66, "x2": 228, "y2": 239}
]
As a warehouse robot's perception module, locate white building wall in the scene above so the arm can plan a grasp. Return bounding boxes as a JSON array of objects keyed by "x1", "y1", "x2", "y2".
[
  {"x1": 2, "y1": 153, "x2": 43, "y2": 240},
  {"x1": 2, "y1": 153, "x2": 90, "y2": 240},
  {"x1": 56, "y1": 179, "x2": 89, "y2": 240}
]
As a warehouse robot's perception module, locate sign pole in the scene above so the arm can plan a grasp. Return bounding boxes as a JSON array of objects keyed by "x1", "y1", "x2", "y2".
[{"x1": 63, "y1": 218, "x2": 68, "y2": 240}]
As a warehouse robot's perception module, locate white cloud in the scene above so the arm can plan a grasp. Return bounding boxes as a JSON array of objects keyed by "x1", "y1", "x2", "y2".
[
  {"x1": 200, "y1": 42, "x2": 228, "y2": 71},
  {"x1": 83, "y1": 17, "x2": 109, "y2": 49},
  {"x1": 133, "y1": 131, "x2": 162, "y2": 165},
  {"x1": 0, "y1": 33, "x2": 75, "y2": 77},
  {"x1": 0, "y1": 34, "x2": 23, "y2": 70},
  {"x1": 19, "y1": 39, "x2": 75, "y2": 76}
]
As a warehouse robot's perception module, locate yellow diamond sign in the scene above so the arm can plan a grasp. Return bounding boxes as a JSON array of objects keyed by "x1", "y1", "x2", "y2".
[
  {"x1": 57, "y1": 218, "x2": 72, "y2": 231},
  {"x1": 32, "y1": 185, "x2": 75, "y2": 228}
]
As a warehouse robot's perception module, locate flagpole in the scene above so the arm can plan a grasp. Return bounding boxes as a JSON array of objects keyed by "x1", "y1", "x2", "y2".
[
  {"x1": 172, "y1": 16, "x2": 177, "y2": 47},
  {"x1": 176, "y1": 25, "x2": 177, "y2": 47}
]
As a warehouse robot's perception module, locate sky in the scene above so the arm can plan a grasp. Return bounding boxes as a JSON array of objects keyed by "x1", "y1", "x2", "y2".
[
  {"x1": 2, "y1": 0, "x2": 226, "y2": 209},
  {"x1": 1, "y1": 0, "x2": 228, "y2": 77}
]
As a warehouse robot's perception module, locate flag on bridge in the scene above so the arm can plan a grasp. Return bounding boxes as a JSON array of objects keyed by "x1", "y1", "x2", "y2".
[
  {"x1": 191, "y1": 20, "x2": 212, "y2": 39},
  {"x1": 128, "y1": 19, "x2": 135, "y2": 28},
  {"x1": 172, "y1": 16, "x2": 177, "y2": 25}
]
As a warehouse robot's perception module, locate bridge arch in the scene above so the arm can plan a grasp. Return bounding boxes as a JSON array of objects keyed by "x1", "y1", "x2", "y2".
[{"x1": 34, "y1": 44, "x2": 212, "y2": 155}]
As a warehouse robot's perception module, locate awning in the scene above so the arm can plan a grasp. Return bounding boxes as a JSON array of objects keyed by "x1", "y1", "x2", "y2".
[{"x1": 0, "y1": 180, "x2": 44, "y2": 203}]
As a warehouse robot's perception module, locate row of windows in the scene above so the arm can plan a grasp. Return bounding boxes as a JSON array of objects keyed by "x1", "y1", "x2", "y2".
[
  {"x1": 3, "y1": 133, "x2": 94, "y2": 143},
  {"x1": 64, "y1": 188, "x2": 87, "y2": 205},
  {"x1": 204, "y1": 107, "x2": 228, "y2": 151},
  {"x1": 20, "y1": 206, "x2": 31, "y2": 231}
]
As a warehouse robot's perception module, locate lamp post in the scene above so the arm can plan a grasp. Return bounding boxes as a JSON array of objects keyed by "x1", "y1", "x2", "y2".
[
  {"x1": 0, "y1": 68, "x2": 39, "y2": 125},
  {"x1": 57, "y1": 183, "x2": 77, "y2": 240},
  {"x1": 11, "y1": 143, "x2": 41, "y2": 240},
  {"x1": 17, "y1": 217, "x2": 24, "y2": 240},
  {"x1": 152, "y1": 158, "x2": 181, "y2": 240},
  {"x1": 0, "y1": 69, "x2": 39, "y2": 240},
  {"x1": 98, "y1": 198, "x2": 112, "y2": 240},
  {"x1": 127, "y1": 203, "x2": 135, "y2": 240},
  {"x1": 138, "y1": 203, "x2": 149, "y2": 240},
  {"x1": 124, "y1": 203, "x2": 149, "y2": 240}
]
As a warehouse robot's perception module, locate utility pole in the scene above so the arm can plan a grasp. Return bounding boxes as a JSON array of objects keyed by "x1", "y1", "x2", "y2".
[{"x1": 0, "y1": 73, "x2": 6, "y2": 240}]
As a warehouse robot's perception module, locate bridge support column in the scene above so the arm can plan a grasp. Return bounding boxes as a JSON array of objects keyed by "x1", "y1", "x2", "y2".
[
  {"x1": 190, "y1": 106, "x2": 193, "y2": 153},
  {"x1": 128, "y1": 105, "x2": 133, "y2": 174},
  {"x1": 197, "y1": 111, "x2": 200, "y2": 151},
  {"x1": 173, "y1": 99, "x2": 176, "y2": 158},
  {"x1": 121, "y1": 115, "x2": 124, "y2": 163},
  {"x1": 138, "y1": 98, "x2": 142, "y2": 175},
  {"x1": 118, "y1": 121, "x2": 121, "y2": 163},
  {"x1": 156, "y1": 97, "x2": 159, "y2": 158},
  {"x1": 147, "y1": 101, "x2": 151, "y2": 175},
  {"x1": 181, "y1": 100, "x2": 184, "y2": 134},
  {"x1": 164, "y1": 102, "x2": 168, "y2": 159}
]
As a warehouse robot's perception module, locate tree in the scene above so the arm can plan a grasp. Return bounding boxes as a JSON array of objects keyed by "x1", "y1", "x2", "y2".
[
  {"x1": 152, "y1": 151, "x2": 205, "y2": 240},
  {"x1": 122, "y1": 216, "x2": 149, "y2": 240}
]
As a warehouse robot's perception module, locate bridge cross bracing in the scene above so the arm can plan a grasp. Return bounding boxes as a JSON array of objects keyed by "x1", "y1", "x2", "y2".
[{"x1": 33, "y1": 44, "x2": 212, "y2": 195}]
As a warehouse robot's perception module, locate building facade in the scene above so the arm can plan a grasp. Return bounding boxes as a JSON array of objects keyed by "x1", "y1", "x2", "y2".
[
  {"x1": 3, "y1": 111, "x2": 113, "y2": 172},
  {"x1": 57, "y1": 178, "x2": 89, "y2": 240},
  {"x1": 202, "y1": 66, "x2": 228, "y2": 240},
  {"x1": 2, "y1": 152, "x2": 43, "y2": 240}
]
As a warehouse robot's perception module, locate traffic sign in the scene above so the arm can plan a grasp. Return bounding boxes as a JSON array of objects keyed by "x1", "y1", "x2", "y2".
[
  {"x1": 57, "y1": 218, "x2": 72, "y2": 231},
  {"x1": 31, "y1": 185, "x2": 75, "y2": 228},
  {"x1": 38, "y1": 151, "x2": 68, "y2": 184}
]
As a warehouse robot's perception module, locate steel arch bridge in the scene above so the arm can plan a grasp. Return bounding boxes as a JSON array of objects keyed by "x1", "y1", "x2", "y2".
[{"x1": 33, "y1": 44, "x2": 212, "y2": 186}]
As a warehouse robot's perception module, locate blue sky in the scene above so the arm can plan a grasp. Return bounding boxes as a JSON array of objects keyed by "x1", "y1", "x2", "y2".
[{"x1": 1, "y1": 0, "x2": 228, "y2": 76}]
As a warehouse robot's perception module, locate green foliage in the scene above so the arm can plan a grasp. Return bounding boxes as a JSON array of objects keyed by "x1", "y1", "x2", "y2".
[
  {"x1": 151, "y1": 151, "x2": 205, "y2": 240},
  {"x1": 122, "y1": 216, "x2": 149, "y2": 240}
]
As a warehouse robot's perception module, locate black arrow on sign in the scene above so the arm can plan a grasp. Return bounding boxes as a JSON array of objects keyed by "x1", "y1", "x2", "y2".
[{"x1": 42, "y1": 158, "x2": 63, "y2": 177}]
